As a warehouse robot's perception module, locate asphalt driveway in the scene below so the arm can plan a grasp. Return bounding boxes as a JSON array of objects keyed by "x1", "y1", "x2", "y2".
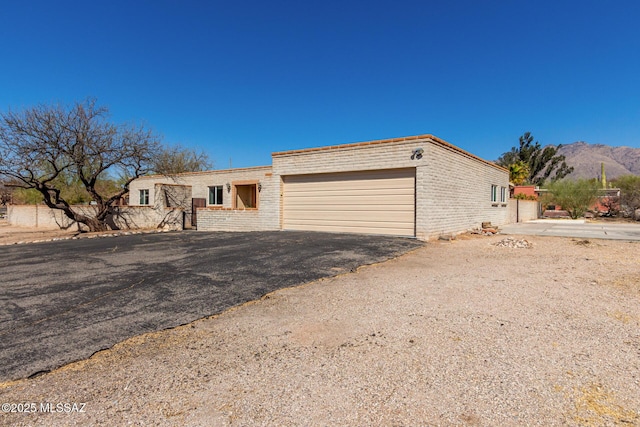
[{"x1": 0, "y1": 230, "x2": 422, "y2": 382}]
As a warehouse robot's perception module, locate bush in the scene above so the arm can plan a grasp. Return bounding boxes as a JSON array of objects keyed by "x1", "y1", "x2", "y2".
[
  {"x1": 543, "y1": 179, "x2": 600, "y2": 219},
  {"x1": 514, "y1": 193, "x2": 537, "y2": 201},
  {"x1": 615, "y1": 175, "x2": 640, "y2": 220},
  {"x1": 597, "y1": 195, "x2": 619, "y2": 217}
]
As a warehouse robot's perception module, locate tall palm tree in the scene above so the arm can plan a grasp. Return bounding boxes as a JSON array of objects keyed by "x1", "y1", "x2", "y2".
[{"x1": 509, "y1": 161, "x2": 530, "y2": 185}]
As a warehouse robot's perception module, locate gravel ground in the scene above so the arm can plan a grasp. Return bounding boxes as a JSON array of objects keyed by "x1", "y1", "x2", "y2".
[
  {"x1": 0, "y1": 221, "x2": 79, "y2": 245},
  {"x1": 0, "y1": 220, "x2": 160, "y2": 246},
  {"x1": 1, "y1": 234, "x2": 639, "y2": 426}
]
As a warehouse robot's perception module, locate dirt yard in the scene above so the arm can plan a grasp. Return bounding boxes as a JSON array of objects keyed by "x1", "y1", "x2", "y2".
[
  {"x1": 0, "y1": 219, "x2": 157, "y2": 246},
  {"x1": 0, "y1": 220, "x2": 79, "y2": 245},
  {"x1": 1, "y1": 231, "x2": 639, "y2": 426}
]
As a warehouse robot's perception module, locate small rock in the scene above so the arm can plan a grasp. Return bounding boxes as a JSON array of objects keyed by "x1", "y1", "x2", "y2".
[{"x1": 493, "y1": 237, "x2": 532, "y2": 249}]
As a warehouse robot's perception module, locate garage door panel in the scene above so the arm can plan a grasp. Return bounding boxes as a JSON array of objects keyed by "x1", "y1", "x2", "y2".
[
  {"x1": 284, "y1": 195, "x2": 415, "y2": 206},
  {"x1": 285, "y1": 188, "x2": 415, "y2": 197},
  {"x1": 286, "y1": 169, "x2": 411, "y2": 182},
  {"x1": 287, "y1": 204, "x2": 413, "y2": 214},
  {"x1": 283, "y1": 168, "x2": 415, "y2": 237},
  {"x1": 285, "y1": 179, "x2": 414, "y2": 191},
  {"x1": 285, "y1": 223, "x2": 414, "y2": 236},
  {"x1": 285, "y1": 210, "x2": 415, "y2": 222}
]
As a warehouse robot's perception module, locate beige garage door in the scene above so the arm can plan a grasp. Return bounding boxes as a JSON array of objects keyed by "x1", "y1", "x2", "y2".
[{"x1": 282, "y1": 168, "x2": 415, "y2": 237}]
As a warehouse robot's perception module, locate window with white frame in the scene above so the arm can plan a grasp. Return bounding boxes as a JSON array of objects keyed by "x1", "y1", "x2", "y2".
[
  {"x1": 500, "y1": 186, "x2": 507, "y2": 203},
  {"x1": 491, "y1": 185, "x2": 498, "y2": 203},
  {"x1": 139, "y1": 189, "x2": 149, "y2": 205},
  {"x1": 209, "y1": 185, "x2": 223, "y2": 205}
]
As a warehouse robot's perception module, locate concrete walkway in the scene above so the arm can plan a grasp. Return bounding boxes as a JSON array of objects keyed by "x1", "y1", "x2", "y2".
[{"x1": 500, "y1": 219, "x2": 640, "y2": 241}]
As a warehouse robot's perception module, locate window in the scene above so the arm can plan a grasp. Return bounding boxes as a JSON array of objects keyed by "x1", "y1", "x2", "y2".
[
  {"x1": 491, "y1": 185, "x2": 498, "y2": 203},
  {"x1": 139, "y1": 189, "x2": 149, "y2": 205},
  {"x1": 209, "y1": 185, "x2": 223, "y2": 205},
  {"x1": 500, "y1": 186, "x2": 507, "y2": 203},
  {"x1": 234, "y1": 183, "x2": 258, "y2": 209}
]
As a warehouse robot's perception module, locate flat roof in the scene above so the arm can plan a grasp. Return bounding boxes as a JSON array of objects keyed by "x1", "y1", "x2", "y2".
[
  {"x1": 134, "y1": 165, "x2": 272, "y2": 180},
  {"x1": 272, "y1": 134, "x2": 507, "y2": 172}
]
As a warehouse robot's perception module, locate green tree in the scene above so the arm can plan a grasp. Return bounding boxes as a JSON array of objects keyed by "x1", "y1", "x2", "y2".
[
  {"x1": 9, "y1": 187, "x2": 42, "y2": 204},
  {"x1": 614, "y1": 175, "x2": 640, "y2": 220},
  {"x1": 508, "y1": 160, "x2": 530, "y2": 185},
  {"x1": 497, "y1": 132, "x2": 573, "y2": 186},
  {"x1": 543, "y1": 179, "x2": 600, "y2": 219}
]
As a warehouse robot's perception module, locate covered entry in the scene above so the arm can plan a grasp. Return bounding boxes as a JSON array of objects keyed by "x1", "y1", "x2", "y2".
[{"x1": 282, "y1": 168, "x2": 415, "y2": 237}]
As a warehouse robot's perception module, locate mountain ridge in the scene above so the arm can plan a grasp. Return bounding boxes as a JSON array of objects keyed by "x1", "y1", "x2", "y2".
[{"x1": 555, "y1": 142, "x2": 640, "y2": 180}]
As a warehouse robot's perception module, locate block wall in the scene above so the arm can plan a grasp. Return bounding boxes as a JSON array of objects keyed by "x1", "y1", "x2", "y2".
[
  {"x1": 130, "y1": 167, "x2": 279, "y2": 232},
  {"x1": 273, "y1": 136, "x2": 510, "y2": 240},
  {"x1": 129, "y1": 166, "x2": 272, "y2": 208},
  {"x1": 508, "y1": 199, "x2": 540, "y2": 223},
  {"x1": 418, "y1": 143, "x2": 510, "y2": 239},
  {"x1": 7, "y1": 205, "x2": 71, "y2": 229},
  {"x1": 273, "y1": 140, "x2": 419, "y2": 176},
  {"x1": 126, "y1": 135, "x2": 510, "y2": 239},
  {"x1": 7, "y1": 205, "x2": 184, "y2": 231},
  {"x1": 195, "y1": 173, "x2": 279, "y2": 231}
]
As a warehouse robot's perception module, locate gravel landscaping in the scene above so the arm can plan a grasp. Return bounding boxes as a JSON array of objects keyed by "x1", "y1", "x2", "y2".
[{"x1": 1, "y1": 233, "x2": 639, "y2": 426}]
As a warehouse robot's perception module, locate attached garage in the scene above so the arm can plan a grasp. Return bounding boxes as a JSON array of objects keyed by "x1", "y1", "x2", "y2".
[
  {"x1": 282, "y1": 168, "x2": 415, "y2": 237},
  {"x1": 129, "y1": 134, "x2": 510, "y2": 240}
]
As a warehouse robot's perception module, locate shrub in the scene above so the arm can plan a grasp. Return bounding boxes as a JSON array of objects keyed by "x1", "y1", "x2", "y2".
[
  {"x1": 543, "y1": 179, "x2": 600, "y2": 219},
  {"x1": 514, "y1": 193, "x2": 537, "y2": 201},
  {"x1": 615, "y1": 175, "x2": 640, "y2": 220}
]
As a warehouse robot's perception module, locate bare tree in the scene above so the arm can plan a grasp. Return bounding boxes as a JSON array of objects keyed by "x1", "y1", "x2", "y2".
[
  {"x1": 153, "y1": 144, "x2": 212, "y2": 175},
  {"x1": 0, "y1": 98, "x2": 161, "y2": 231}
]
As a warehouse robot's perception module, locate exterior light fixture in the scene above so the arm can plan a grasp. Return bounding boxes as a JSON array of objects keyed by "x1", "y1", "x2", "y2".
[
  {"x1": 411, "y1": 147, "x2": 424, "y2": 160},
  {"x1": 258, "y1": 182, "x2": 262, "y2": 192},
  {"x1": 226, "y1": 182, "x2": 231, "y2": 193}
]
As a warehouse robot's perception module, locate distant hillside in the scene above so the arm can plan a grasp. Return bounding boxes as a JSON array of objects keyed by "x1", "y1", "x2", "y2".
[{"x1": 558, "y1": 142, "x2": 640, "y2": 180}]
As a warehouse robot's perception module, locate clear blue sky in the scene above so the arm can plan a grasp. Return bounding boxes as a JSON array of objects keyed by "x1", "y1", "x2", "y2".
[{"x1": 1, "y1": 0, "x2": 639, "y2": 168}]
